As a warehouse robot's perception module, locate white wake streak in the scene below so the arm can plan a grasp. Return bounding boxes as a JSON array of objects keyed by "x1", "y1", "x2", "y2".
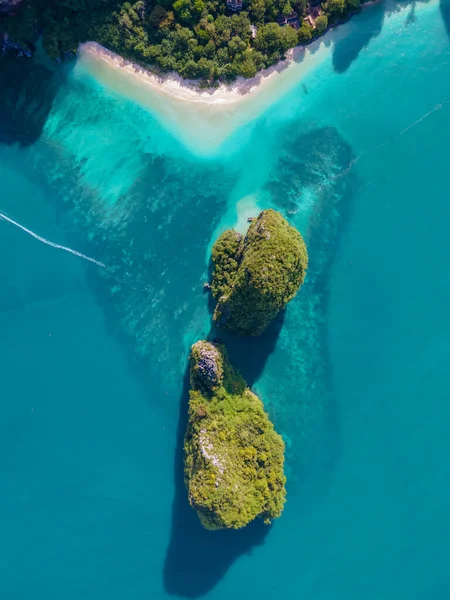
[{"x1": 0, "y1": 211, "x2": 106, "y2": 268}]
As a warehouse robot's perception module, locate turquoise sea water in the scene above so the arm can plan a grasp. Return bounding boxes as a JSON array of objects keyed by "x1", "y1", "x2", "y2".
[{"x1": 2, "y1": 1, "x2": 450, "y2": 597}]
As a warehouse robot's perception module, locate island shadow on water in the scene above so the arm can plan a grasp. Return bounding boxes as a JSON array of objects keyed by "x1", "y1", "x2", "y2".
[
  {"x1": 204, "y1": 274, "x2": 286, "y2": 388},
  {"x1": 0, "y1": 55, "x2": 72, "y2": 146},
  {"x1": 332, "y1": 2, "x2": 386, "y2": 74},
  {"x1": 210, "y1": 314, "x2": 285, "y2": 388},
  {"x1": 163, "y1": 366, "x2": 272, "y2": 599},
  {"x1": 331, "y1": 0, "x2": 434, "y2": 75}
]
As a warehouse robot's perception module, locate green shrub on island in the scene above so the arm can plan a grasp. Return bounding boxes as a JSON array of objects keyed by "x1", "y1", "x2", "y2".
[
  {"x1": 297, "y1": 21, "x2": 313, "y2": 44},
  {"x1": 211, "y1": 209, "x2": 308, "y2": 336},
  {"x1": 184, "y1": 340, "x2": 286, "y2": 530},
  {"x1": 254, "y1": 22, "x2": 298, "y2": 62},
  {"x1": 210, "y1": 228, "x2": 243, "y2": 299},
  {"x1": 314, "y1": 14, "x2": 328, "y2": 34}
]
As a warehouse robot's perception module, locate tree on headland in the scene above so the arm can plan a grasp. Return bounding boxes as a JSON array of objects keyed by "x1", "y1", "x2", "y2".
[
  {"x1": 297, "y1": 21, "x2": 313, "y2": 44},
  {"x1": 346, "y1": 0, "x2": 361, "y2": 10},
  {"x1": 323, "y1": 0, "x2": 345, "y2": 17},
  {"x1": 314, "y1": 15, "x2": 329, "y2": 34},
  {"x1": 173, "y1": 0, "x2": 204, "y2": 25},
  {"x1": 254, "y1": 22, "x2": 298, "y2": 62}
]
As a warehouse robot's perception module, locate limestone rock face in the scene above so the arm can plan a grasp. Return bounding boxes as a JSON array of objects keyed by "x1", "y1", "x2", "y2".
[
  {"x1": 184, "y1": 341, "x2": 286, "y2": 530},
  {"x1": 211, "y1": 209, "x2": 308, "y2": 336},
  {"x1": 189, "y1": 340, "x2": 223, "y2": 394}
]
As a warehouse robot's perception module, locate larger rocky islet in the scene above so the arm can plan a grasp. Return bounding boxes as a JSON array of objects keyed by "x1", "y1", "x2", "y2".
[{"x1": 184, "y1": 340, "x2": 286, "y2": 530}]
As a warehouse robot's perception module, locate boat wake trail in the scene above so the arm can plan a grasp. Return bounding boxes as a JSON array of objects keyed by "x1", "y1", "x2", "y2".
[{"x1": 0, "y1": 211, "x2": 106, "y2": 268}]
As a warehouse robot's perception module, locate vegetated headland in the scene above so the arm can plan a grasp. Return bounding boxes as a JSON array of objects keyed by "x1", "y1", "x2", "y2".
[{"x1": 1, "y1": 0, "x2": 377, "y2": 86}]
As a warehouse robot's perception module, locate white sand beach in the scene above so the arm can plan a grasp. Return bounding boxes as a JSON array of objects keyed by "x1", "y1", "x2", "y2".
[
  {"x1": 76, "y1": 40, "x2": 331, "y2": 154},
  {"x1": 79, "y1": 41, "x2": 304, "y2": 107},
  {"x1": 77, "y1": 0, "x2": 385, "y2": 115}
]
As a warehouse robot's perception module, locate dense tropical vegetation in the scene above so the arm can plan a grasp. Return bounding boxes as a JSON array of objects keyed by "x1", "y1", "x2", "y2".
[
  {"x1": 185, "y1": 340, "x2": 286, "y2": 530},
  {"x1": 211, "y1": 209, "x2": 308, "y2": 336},
  {"x1": 1, "y1": 0, "x2": 363, "y2": 81}
]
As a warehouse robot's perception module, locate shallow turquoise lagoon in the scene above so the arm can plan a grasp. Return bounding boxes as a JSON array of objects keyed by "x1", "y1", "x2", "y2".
[{"x1": 1, "y1": 1, "x2": 450, "y2": 598}]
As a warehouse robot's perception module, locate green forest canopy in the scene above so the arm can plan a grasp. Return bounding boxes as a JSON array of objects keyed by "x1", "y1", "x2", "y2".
[{"x1": 2, "y1": 0, "x2": 361, "y2": 81}]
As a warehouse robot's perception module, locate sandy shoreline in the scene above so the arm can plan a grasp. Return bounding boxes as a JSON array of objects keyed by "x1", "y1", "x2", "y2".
[
  {"x1": 79, "y1": 42, "x2": 303, "y2": 107},
  {"x1": 78, "y1": 1, "x2": 385, "y2": 107},
  {"x1": 76, "y1": 0, "x2": 391, "y2": 153}
]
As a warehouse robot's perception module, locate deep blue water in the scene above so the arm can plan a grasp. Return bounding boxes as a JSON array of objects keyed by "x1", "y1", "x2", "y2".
[{"x1": 1, "y1": 1, "x2": 450, "y2": 598}]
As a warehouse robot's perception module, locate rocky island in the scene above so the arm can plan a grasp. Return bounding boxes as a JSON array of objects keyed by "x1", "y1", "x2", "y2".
[
  {"x1": 184, "y1": 340, "x2": 286, "y2": 530},
  {"x1": 211, "y1": 209, "x2": 308, "y2": 336}
]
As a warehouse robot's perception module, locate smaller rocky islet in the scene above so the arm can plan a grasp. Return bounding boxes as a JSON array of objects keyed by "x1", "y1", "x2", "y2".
[
  {"x1": 184, "y1": 341, "x2": 286, "y2": 530},
  {"x1": 211, "y1": 209, "x2": 308, "y2": 336}
]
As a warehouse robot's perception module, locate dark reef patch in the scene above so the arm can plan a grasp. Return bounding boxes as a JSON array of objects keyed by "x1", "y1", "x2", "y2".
[{"x1": 262, "y1": 124, "x2": 358, "y2": 500}]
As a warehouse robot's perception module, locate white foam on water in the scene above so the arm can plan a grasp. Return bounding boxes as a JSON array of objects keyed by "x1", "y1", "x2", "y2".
[{"x1": 0, "y1": 211, "x2": 106, "y2": 268}]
